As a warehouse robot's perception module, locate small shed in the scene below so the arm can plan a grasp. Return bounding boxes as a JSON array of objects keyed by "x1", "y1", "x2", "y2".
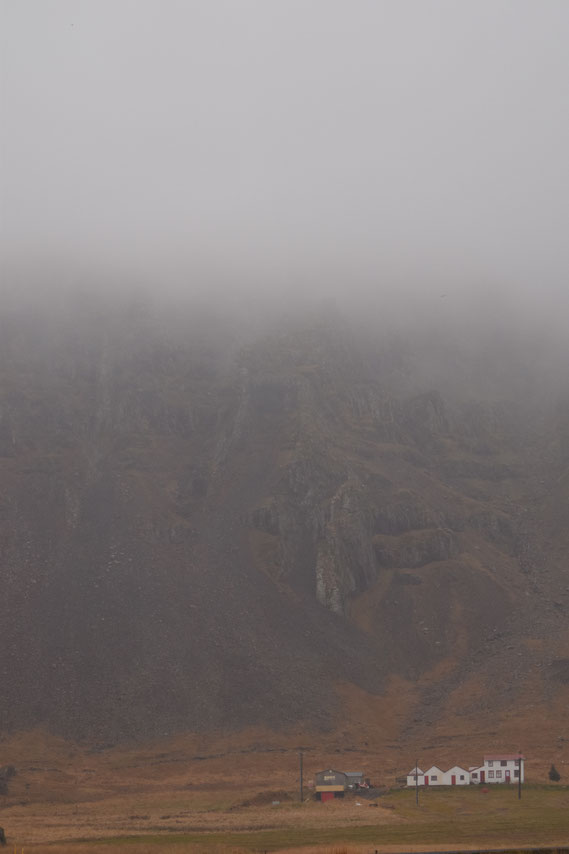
[
  {"x1": 345, "y1": 771, "x2": 365, "y2": 789},
  {"x1": 469, "y1": 765, "x2": 485, "y2": 784},
  {"x1": 406, "y1": 766, "x2": 424, "y2": 787},
  {"x1": 315, "y1": 769, "x2": 347, "y2": 800}
]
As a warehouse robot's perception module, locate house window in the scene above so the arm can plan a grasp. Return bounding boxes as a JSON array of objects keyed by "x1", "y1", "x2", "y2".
[
  {"x1": 488, "y1": 760, "x2": 493, "y2": 767},
  {"x1": 488, "y1": 771, "x2": 494, "y2": 778},
  {"x1": 460, "y1": 775, "x2": 465, "y2": 780},
  {"x1": 496, "y1": 770, "x2": 502, "y2": 778},
  {"x1": 513, "y1": 770, "x2": 519, "y2": 777},
  {"x1": 431, "y1": 776, "x2": 438, "y2": 781},
  {"x1": 472, "y1": 772, "x2": 478, "y2": 779},
  {"x1": 501, "y1": 760, "x2": 507, "y2": 767}
]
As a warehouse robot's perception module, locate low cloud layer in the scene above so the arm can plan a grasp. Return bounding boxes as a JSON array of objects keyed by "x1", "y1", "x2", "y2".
[{"x1": 2, "y1": 1, "x2": 569, "y2": 314}]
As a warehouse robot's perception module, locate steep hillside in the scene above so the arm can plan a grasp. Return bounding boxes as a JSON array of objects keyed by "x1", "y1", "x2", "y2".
[{"x1": 1, "y1": 296, "x2": 568, "y2": 743}]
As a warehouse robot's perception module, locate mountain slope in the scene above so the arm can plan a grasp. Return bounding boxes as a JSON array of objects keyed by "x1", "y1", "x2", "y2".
[{"x1": 1, "y1": 296, "x2": 567, "y2": 742}]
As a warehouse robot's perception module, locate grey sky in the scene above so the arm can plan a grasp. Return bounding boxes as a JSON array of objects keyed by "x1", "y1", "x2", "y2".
[{"x1": 2, "y1": 1, "x2": 569, "y2": 305}]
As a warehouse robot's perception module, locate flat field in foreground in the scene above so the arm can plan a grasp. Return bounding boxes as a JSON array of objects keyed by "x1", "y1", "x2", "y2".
[
  {"x1": 1, "y1": 727, "x2": 568, "y2": 851},
  {"x1": 6, "y1": 786, "x2": 569, "y2": 852}
]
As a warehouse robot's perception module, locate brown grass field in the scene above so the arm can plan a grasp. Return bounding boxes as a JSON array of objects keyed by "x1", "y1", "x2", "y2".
[{"x1": 2, "y1": 681, "x2": 569, "y2": 851}]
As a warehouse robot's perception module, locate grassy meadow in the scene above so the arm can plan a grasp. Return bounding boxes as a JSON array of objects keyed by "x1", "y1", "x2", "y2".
[{"x1": 6, "y1": 785, "x2": 569, "y2": 852}]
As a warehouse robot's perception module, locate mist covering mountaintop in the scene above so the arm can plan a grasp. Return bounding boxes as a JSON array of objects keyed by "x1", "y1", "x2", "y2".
[
  {"x1": 3, "y1": 0, "x2": 569, "y2": 749},
  {"x1": 1, "y1": 290, "x2": 569, "y2": 743}
]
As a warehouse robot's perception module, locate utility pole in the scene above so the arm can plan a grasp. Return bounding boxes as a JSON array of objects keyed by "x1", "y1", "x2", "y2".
[
  {"x1": 518, "y1": 755, "x2": 522, "y2": 800},
  {"x1": 415, "y1": 757, "x2": 419, "y2": 806},
  {"x1": 299, "y1": 750, "x2": 304, "y2": 803}
]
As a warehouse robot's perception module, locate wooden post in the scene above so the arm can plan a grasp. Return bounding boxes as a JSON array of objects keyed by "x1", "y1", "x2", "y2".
[
  {"x1": 415, "y1": 757, "x2": 419, "y2": 806},
  {"x1": 299, "y1": 750, "x2": 304, "y2": 803},
  {"x1": 518, "y1": 755, "x2": 522, "y2": 800}
]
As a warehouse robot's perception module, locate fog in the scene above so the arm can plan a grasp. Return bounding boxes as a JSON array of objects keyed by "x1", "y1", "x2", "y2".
[{"x1": 2, "y1": 1, "x2": 569, "y2": 327}]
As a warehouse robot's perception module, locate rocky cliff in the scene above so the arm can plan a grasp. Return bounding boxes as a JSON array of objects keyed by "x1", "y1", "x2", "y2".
[{"x1": 1, "y1": 295, "x2": 568, "y2": 742}]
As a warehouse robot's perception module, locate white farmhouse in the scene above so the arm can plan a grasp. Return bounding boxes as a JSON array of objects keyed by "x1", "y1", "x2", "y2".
[
  {"x1": 441, "y1": 765, "x2": 470, "y2": 786},
  {"x1": 470, "y1": 754, "x2": 524, "y2": 784},
  {"x1": 482, "y1": 753, "x2": 524, "y2": 784},
  {"x1": 422, "y1": 765, "x2": 445, "y2": 786},
  {"x1": 407, "y1": 753, "x2": 524, "y2": 787},
  {"x1": 406, "y1": 766, "x2": 424, "y2": 787},
  {"x1": 407, "y1": 764, "x2": 469, "y2": 786}
]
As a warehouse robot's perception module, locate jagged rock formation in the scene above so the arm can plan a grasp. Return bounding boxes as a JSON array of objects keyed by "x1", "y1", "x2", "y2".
[{"x1": 1, "y1": 294, "x2": 568, "y2": 741}]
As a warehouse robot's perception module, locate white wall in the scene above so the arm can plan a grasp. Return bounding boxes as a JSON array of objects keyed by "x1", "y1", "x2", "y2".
[
  {"x1": 407, "y1": 758, "x2": 524, "y2": 787},
  {"x1": 441, "y1": 766, "x2": 470, "y2": 785},
  {"x1": 423, "y1": 766, "x2": 445, "y2": 786},
  {"x1": 483, "y1": 759, "x2": 524, "y2": 783}
]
